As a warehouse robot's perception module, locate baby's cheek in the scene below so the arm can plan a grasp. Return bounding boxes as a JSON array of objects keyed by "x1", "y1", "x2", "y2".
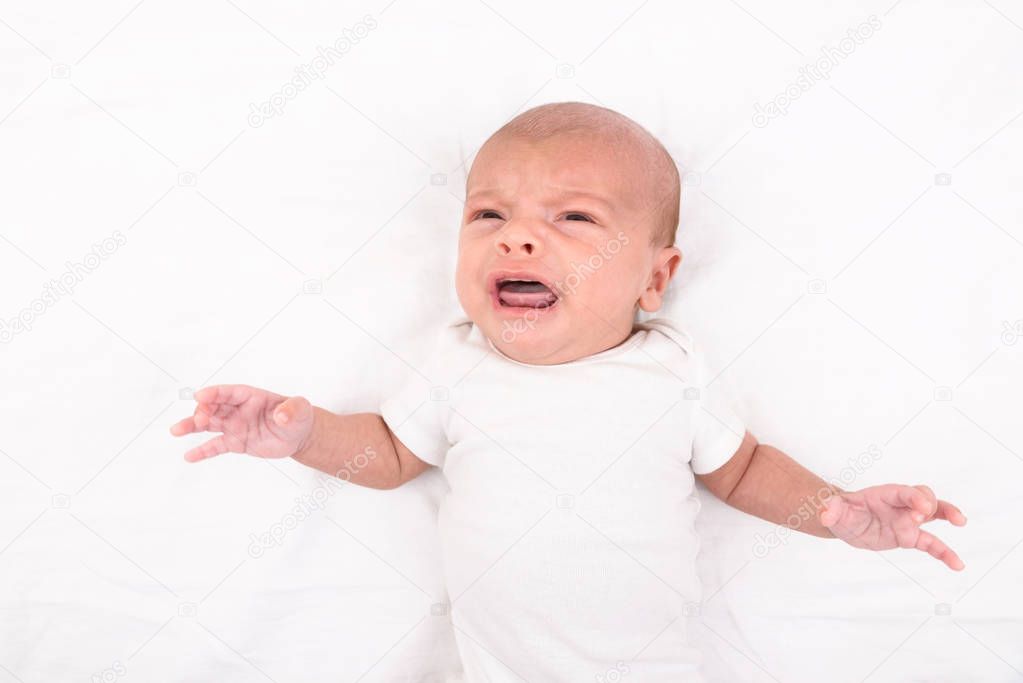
[
  {"x1": 597, "y1": 260, "x2": 640, "y2": 298},
  {"x1": 453, "y1": 275, "x2": 473, "y2": 310}
]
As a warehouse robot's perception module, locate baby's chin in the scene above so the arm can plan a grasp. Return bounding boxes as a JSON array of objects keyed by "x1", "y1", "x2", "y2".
[
  {"x1": 481, "y1": 314, "x2": 636, "y2": 367},
  {"x1": 464, "y1": 292, "x2": 636, "y2": 365},
  {"x1": 472, "y1": 309, "x2": 579, "y2": 365}
]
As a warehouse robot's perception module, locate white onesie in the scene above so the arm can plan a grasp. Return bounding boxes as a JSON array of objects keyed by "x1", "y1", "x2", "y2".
[{"x1": 380, "y1": 317, "x2": 745, "y2": 682}]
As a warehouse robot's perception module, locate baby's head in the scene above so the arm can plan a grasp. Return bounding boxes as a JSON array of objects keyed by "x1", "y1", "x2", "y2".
[{"x1": 455, "y1": 101, "x2": 682, "y2": 365}]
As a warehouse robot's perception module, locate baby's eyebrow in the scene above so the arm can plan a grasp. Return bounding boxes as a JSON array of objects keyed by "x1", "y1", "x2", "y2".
[
  {"x1": 464, "y1": 188, "x2": 505, "y2": 204},
  {"x1": 553, "y1": 190, "x2": 614, "y2": 211},
  {"x1": 465, "y1": 188, "x2": 614, "y2": 211}
]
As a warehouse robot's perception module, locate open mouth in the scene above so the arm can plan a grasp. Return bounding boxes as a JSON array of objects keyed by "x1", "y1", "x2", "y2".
[{"x1": 495, "y1": 278, "x2": 559, "y2": 309}]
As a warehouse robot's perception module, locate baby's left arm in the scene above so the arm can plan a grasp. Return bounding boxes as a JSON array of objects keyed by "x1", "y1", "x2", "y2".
[{"x1": 696, "y1": 432, "x2": 968, "y2": 571}]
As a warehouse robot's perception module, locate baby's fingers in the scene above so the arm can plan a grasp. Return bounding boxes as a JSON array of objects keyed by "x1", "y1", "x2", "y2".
[
  {"x1": 915, "y1": 529, "x2": 965, "y2": 571},
  {"x1": 169, "y1": 403, "x2": 220, "y2": 436},
  {"x1": 184, "y1": 435, "x2": 230, "y2": 463},
  {"x1": 193, "y1": 384, "x2": 255, "y2": 407},
  {"x1": 931, "y1": 500, "x2": 967, "y2": 526},
  {"x1": 819, "y1": 494, "x2": 846, "y2": 527},
  {"x1": 169, "y1": 415, "x2": 199, "y2": 436}
]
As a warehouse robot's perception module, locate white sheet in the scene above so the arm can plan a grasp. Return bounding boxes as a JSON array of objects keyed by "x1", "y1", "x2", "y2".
[{"x1": 1, "y1": 1, "x2": 1020, "y2": 681}]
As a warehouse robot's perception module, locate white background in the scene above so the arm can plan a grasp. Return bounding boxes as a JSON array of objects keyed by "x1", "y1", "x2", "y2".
[{"x1": 0, "y1": 0, "x2": 1021, "y2": 681}]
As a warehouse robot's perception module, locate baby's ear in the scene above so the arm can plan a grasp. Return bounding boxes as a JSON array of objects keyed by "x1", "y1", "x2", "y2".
[{"x1": 638, "y1": 246, "x2": 683, "y2": 312}]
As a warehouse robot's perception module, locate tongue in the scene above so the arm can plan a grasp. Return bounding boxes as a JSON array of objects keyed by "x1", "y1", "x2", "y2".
[{"x1": 499, "y1": 281, "x2": 557, "y2": 308}]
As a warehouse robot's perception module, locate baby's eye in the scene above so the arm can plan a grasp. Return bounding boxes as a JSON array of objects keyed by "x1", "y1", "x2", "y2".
[
  {"x1": 563, "y1": 212, "x2": 595, "y2": 223},
  {"x1": 474, "y1": 210, "x2": 503, "y2": 221}
]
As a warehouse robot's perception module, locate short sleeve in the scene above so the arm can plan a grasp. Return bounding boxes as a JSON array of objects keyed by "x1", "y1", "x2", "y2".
[
  {"x1": 378, "y1": 325, "x2": 462, "y2": 468},
  {"x1": 688, "y1": 347, "x2": 746, "y2": 475},
  {"x1": 379, "y1": 375, "x2": 449, "y2": 467}
]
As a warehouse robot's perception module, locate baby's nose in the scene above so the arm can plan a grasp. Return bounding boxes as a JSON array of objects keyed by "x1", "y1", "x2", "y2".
[
  {"x1": 495, "y1": 239, "x2": 535, "y2": 256},
  {"x1": 494, "y1": 224, "x2": 542, "y2": 256}
]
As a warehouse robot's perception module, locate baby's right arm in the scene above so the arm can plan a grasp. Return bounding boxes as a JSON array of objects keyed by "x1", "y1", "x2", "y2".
[{"x1": 169, "y1": 384, "x2": 431, "y2": 489}]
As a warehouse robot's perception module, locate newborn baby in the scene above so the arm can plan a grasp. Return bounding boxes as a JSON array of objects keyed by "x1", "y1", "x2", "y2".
[{"x1": 170, "y1": 102, "x2": 968, "y2": 682}]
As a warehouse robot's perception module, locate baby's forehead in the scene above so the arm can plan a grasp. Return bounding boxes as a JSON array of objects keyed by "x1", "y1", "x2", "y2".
[
  {"x1": 468, "y1": 129, "x2": 638, "y2": 183},
  {"x1": 468, "y1": 131, "x2": 651, "y2": 197},
  {"x1": 485, "y1": 126, "x2": 648, "y2": 164},
  {"x1": 465, "y1": 103, "x2": 680, "y2": 244}
]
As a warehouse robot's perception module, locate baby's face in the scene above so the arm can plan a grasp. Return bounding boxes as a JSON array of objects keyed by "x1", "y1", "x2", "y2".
[{"x1": 456, "y1": 132, "x2": 679, "y2": 365}]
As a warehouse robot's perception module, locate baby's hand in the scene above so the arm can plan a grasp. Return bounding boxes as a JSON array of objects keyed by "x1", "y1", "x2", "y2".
[
  {"x1": 819, "y1": 484, "x2": 968, "y2": 571},
  {"x1": 169, "y1": 384, "x2": 314, "y2": 462}
]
